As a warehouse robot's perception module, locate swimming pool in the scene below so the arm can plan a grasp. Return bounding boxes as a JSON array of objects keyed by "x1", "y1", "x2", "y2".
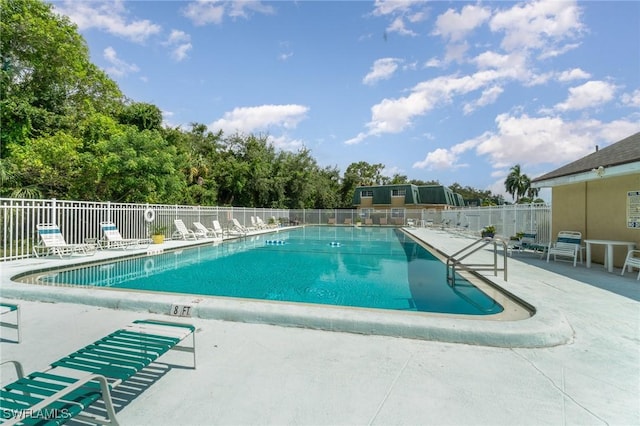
[{"x1": 23, "y1": 227, "x2": 503, "y2": 315}]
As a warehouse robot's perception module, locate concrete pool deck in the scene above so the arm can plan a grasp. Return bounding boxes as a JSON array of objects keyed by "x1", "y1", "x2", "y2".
[{"x1": 1, "y1": 226, "x2": 639, "y2": 425}]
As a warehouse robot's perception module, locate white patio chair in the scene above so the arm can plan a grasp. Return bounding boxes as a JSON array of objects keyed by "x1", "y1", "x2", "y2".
[{"x1": 621, "y1": 249, "x2": 640, "y2": 280}]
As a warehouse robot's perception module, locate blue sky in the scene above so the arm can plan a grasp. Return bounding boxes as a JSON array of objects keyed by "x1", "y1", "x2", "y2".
[{"x1": 52, "y1": 0, "x2": 640, "y2": 200}]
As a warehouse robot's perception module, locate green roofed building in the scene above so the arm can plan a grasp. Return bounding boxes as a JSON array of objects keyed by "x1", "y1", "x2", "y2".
[{"x1": 353, "y1": 184, "x2": 464, "y2": 210}]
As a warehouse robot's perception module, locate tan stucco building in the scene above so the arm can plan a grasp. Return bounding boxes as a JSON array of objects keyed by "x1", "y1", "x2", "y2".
[{"x1": 532, "y1": 132, "x2": 640, "y2": 268}]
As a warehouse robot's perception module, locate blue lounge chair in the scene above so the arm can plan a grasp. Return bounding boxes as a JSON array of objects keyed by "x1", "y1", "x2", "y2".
[{"x1": 0, "y1": 319, "x2": 196, "y2": 425}]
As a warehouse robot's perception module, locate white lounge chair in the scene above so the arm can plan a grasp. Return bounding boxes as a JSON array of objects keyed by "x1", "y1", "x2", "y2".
[
  {"x1": 621, "y1": 249, "x2": 640, "y2": 280},
  {"x1": 33, "y1": 224, "x2": 96, "y2": 258},
  {"x1": 212, "y1": 220, "x2": 226, "y2": 237},
  {"x1": 230, "y1": 218, "x2": 250, "y2": 233},
  {"x1": 547, "y1": 231, "x2": 583, "y2": 267},
  {"x1": 256, "y1": 216, "x2": 273, "y2": 229},
  {"x1": 250, "y1": 216, "x2": 261, "y2": 229},
  {"x1": 99, "y1": 221, "x2": 150, "y2": 250},
  {"x1": 173, "y1": 219, "x2": 199, "y2": 240},
  {"x1": 193, "y1": 221, "x2": 220, "y2": 239}
]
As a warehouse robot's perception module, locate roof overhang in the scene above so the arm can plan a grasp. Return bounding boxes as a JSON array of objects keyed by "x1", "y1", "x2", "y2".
[{"x1": 531, "y1": 162, "x2": 640, "y2": 188}]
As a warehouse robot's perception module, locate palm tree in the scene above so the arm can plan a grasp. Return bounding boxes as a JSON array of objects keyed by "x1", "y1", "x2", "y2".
[
  {"x1": 526, "y1": 184, "x2": 539, "y2": 199},
  {"x1": 504, "y1": 164, "x2": 531, "y2": 203}
]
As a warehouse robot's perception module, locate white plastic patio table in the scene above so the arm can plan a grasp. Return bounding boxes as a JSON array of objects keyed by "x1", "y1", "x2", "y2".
[{"x1": 585, "y1": 239, "x2": 636, "y2": 273}]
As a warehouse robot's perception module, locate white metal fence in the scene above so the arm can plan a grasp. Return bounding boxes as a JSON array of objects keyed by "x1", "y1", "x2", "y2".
[
  {"x1": 0, "y1": 198, "x2": 550, "y2": 261},
  {"x1": 439, "y1": 203, "x2": 552, "y2": 243}
]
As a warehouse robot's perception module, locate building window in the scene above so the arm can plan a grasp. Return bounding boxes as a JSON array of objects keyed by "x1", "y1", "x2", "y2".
[
  {"x1": 361, "y1": 190, "x2": 373, "y2": 197},
  {"x1": 391, "y1": 189, "x2": 406, "y2": 197}
]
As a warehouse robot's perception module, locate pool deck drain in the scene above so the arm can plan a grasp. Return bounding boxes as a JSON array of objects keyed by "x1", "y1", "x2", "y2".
[{"x1": 1, "y1": 226, "x2": 639, "y2": 424}]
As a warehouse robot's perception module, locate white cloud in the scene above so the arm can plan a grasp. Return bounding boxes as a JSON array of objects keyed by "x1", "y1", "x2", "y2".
[
  {"x1": 183, "y1": 1, "x2": 226, "y2": 25},
  {"x1": 621, "y1": 89, "x2": 640, "y2": 108},
  {"x1": 413, "y1": 115, "x2": 640, "y2": 175},
  {"x1": 355, "y1": 70, "x2": 515, "y2": 141},
  {"x1": 472, "y1": 50, "x2": 526, "y2": 74},
  {"x1": 103, "y1": 47, "x2": 139, "y2": 77},
  {"x1": 424, "y1": 57, "x2": 442, "y2": 68},
  {"x1": 554, "y1": 80, "x2": 616, "y2": 111},
  {"x1": 475, "y1": 114, "x2": 640, "y2": 169},
  {"x1": 490, "y1": 0, "x2": 583, "y2": 55},
  {"x1": 557, "y1": 68, "x2": 590, "y2": 82},
  {"x1": 537, "y1": 42, "x2": 581, "y2": 59},
  {"x1": 372, "y1": 0, "x2": 424, "y2": 17},
  {"x1": 267, "y1": 135, "x2": 304, "y2": 152},
  {"x1": 412, "y1": 137, "x2": 478, "y2": 171},
  {"x1": 463, "y1": 86, "x2": 504, "y2": 115},
  {"x1": 443, "y1": 42, "x2": 470, "y2": 64},
  {"x1": 412, "y1": 148, "x2": 464, "y2": 170},
  {"x1": 387, "y1": 17, "x2": 417, "y2": 37},
  {"x1": 163, "y1": 30, "x2": 192, "y2": 62},
  {"x1": 344, "y1": 132, "x2": 368, "y2": 146},
  {"x1": 183, "y1": 0, "x2": 274, "y2": 26},
  {"x1": 432, "y1": 4, "x2": 491, "y2": 42},
  {"x1": 363, "y1": 58, "x2": 401, "y2": 85},
  {"x1": 209, "y1": 104, "x2": 309, "y2": 135},
  {"x1": 54, "y1": 0, "x2": 161, "y2": 43},
  {"x1": 228, "y1": 1, "x2": 275, "y2": 19},
  {"x1": 371, "y1": 0, "x2": 425, "y2": 37}
]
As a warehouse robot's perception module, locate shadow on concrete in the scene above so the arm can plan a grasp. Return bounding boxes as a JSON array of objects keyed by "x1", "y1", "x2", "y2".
[{"x1": 510, "y1": 251, "x2": 640, "y2": 302}]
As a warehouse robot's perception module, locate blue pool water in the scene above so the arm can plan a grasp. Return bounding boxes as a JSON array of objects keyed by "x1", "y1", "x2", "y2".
[{"x1": 36, "y1": 227, "x2": 503, "y2": 315}]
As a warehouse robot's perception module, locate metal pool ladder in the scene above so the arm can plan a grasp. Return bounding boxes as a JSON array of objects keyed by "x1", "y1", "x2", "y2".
[{"x1": 446, "y1": 238, "x2": 508, "y2": 285}]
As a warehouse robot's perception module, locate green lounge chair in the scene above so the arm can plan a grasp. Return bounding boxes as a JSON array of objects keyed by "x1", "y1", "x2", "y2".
[{"x1": 1, "y1": 319, "x2": 196, "y2": 425}]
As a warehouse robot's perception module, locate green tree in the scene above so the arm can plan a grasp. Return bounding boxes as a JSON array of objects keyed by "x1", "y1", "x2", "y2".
[
  {"x1": 1, "y1": 0, "x2": 121, "y2": 155},
  {"x1": 309, "y1": 166, "x2": 341, "y2": 208},
  {"x1": 274, "y1": 148, "x2": 318, "y2": 209},
  {"x1": 95, "y1": 128, "x2": 185, "y2": 203},
  {"x1": 168, "y1": 123, "x2": 221, "y2": 205},
  {"x1": 389, "y1": 174, "x2": 408, "y2": 184},
  {"x1": 117, "y1": 102, "x2": 163, "y2": 132},
  {"x1": 504, "y1": 164, "x2": 531, "y2": 203},
  {"x1": 340, "y1": 161, "x2": 386, "y2": 207},
  {"x1": 8, "y1": 132, "x2": 83, "y2": 198}
]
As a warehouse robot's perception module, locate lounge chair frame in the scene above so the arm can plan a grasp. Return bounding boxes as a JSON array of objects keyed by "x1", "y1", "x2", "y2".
[{"x1": 0, "y1": 302, "x2": 20, "y2": 343}]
